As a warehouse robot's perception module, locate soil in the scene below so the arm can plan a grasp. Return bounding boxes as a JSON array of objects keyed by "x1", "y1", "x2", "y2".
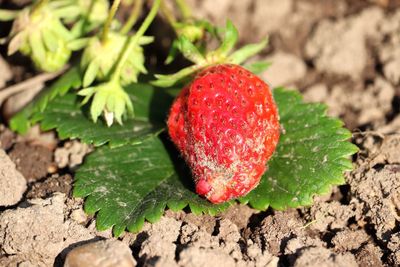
[{"x1": 1, "y1": 1, "x2": 400, "y2": 267}]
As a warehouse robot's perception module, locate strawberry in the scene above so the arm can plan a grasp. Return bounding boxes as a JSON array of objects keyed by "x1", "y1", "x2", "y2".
[{"x1": 167, "y1": 64, "x2": 280, "y2": 203}]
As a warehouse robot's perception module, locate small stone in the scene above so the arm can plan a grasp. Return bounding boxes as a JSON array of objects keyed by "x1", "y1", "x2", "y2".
[
  {"x1": 0, "y1": 149, "x2": 27, "y2": 206},
  {"x1": 55, "y1": 140, "x2": 92, "y2": 169},
  {"x1": 70, "y1": 207, "x2": 88, "y2": 224},
  {"x1": 64, "y1": 239, "x2": 136, "y2": 267}
]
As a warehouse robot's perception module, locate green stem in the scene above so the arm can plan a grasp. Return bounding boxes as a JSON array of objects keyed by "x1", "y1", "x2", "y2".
[
  {"x1": 175, "y1": 0, "x2": 191, "y2": 20},
  {"x1": 32, "y1": 0, "x2": 49, "y2": 15},
  {"x1": 120, "y1": 0, "x2": 144, "y2": 34},
  {"x1": 102, "y1": 0, "x2": 122, "y2": 43},
  {"x1": 160, "y1": 0, "x2": 176, "y2": 26},
  {"x1": 111, "y1": 0, "x2": 161, "y2": 82},
  {"x1": 0, "y1": 9, "x2": 18, "y2": 21}
]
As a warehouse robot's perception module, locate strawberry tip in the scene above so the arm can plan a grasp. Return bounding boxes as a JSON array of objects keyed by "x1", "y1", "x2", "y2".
[{"x1": 196, "y1": 179, "x2": 212, "y2": 195}]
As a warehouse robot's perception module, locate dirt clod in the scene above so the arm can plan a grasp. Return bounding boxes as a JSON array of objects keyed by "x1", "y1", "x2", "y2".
[
  {"x1": 178, "y1": 246, "x2": 236, "y2": 267},
  {"x1": 0, "y1": 193, "x2": 64, "y2": 266},
  {"x1": 251, "y1": 210, "x2": 304, "y2": 256},
  {"x1": 308, "y1": 201, "x2": 355, "y2": 232},
  {"x1": 0, "y1": 149, "x2": 27, "y2": 206},
  {"x1": 349, "y1": 164, "x2": 400, "y2": 243},
  {"x1": 262, "y1": 52, "x2": 307, "y2": 87},
  {"x1": 305, "y1": 7, "x2": 383, "y2": 80},
  {"x1": 293, "y1": 247, "x2": 358, "y2": 267},
  {"x1": 331, "y1": 229, "x2": 370, "y2": 251},
  {"x1": 355, "y1": 243, "x2": 384, "y2": 267}
]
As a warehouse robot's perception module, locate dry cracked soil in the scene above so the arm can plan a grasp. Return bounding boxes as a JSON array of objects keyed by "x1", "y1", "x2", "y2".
[{"x1": 1, "y1": 0, "x2": 400, "y2": 266}]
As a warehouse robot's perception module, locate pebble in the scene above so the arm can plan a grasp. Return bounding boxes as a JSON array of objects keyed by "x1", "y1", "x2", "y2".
[{"x1": 64, "y1": 239, "x2": 137, "y2": 267}]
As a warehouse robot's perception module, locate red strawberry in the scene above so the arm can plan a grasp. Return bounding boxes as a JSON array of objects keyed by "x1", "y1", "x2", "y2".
[{"x1": 167, "y1": 64, "x2": 280, "y2": 203}]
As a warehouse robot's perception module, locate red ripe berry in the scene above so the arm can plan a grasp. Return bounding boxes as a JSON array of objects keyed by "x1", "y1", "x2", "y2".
[{"x1": 167, "y1": 64, "x2": 280, "y2": 204}]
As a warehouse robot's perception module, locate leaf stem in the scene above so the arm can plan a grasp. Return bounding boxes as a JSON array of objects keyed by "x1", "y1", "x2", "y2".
[
  {"x1": 120, "y1": 0, "x2": 144, "y2": 34},
  {"x1": 175, "y1": 0, "x2": 192, "y2": 20},
  {"x1": 0, "y1": 9, "x2": 19, "y2": 21},
  {"x1": 111, "y1": 0, "x2": 161, "y2": 82},
  {"x1": 32, "y1": 0, "x2": 49, "y2": 16},
  {"x1": 160, "y1": 0, "x2": 176, "y2": 26},
  {"x1": 102, "y1": 0, "x2": 122, "y2": 43}
]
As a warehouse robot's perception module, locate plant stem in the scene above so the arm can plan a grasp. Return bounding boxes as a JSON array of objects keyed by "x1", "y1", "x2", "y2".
[
  {"x1": 102, "y1": 0, "x2": 122, "y2": 43},
  {"x1": 32, "y1": 0, "x2": 49, "y2": 15},
  {"x1": 175, "y1": 0, "x2": 191, "y2": 20},
  {"x1": 0, "y1": 9, "x2": 19, "y2": 21},
  {"x1": 111, "y1": 0, "x2": 161, "y2": 82},
  {"x1": 160, "y1": 0, "x2": 176, "y2": 26},
  {"x1": 120, "y1": 0, "x2": 144, "y2": 34}
]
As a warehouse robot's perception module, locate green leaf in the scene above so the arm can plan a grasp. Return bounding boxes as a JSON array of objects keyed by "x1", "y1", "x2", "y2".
[
  {"x1": 244, "y1": 61, "x2": 271, "y2": 74},
  {"x1": 42, "y1": 29, "x2": 59, "y2": 53},
  {"x1": 229, "y1": 38, "x2": 268, "y2": 65},
  {"x1": 10, "y1": 67, "x2": 82, "y2": 134},
  {"x1": 74, "y1": 87, "x2": 357, "y2": 235},
  {"x1": 151, "y1": 65, "x2": 201, "y2": 87},
  {"x1": 215, "y1": 20, "x2": 238, "y2": 57},
  {"x1": 176, "y1": 36, "x2": 205, "y2": 64},
  {"x1": 32, "y1": 83, "x2": 177, "y2": 147},
  {"x1": 240, "y1": 88, "x2": 358, "y2": 210},
  {"x1": 67, "y1": 38, "x2": 90, "y2": 51},
  {"x1": 83, "y1": 61, "x2": 99, "y2": 87},
  {"x1": 74, "y1": 136, "x2": 230, "y2": 236}
]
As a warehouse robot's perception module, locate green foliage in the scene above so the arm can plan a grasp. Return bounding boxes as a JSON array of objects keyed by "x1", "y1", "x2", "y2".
[
  {"x1": 152, "y1": 21, "x2": 268, "y2": 87},
  {"x1": 240, "y1": 88, "x2": 358, "y2": 210},
  {"x1": 74, "y1": 136, "x2": 230, "y2": 236},
  {"x1": 10, "y1": 67, "x2": 82, "y2": 134},
  {"x1": 72, "y1": 87, "x2": 357, "y2": 234},
  {"x1": 15, "y1": 82, "x2": 176, "y2": 147},
  {"x1": 3, "y1": 1, "x2": 357, "y2": 236}
]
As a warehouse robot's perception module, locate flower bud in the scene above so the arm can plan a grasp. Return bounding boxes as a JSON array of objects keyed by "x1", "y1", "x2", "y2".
[
  {"x1": 7, "y1": 4, "x2": 74, "y2": 72},
  {"x1": 81, "y1": 31, "x2": 151, "y2": 87},
  {"x1": 78, "y1": 81, "x2": 134, "y2": 126}
]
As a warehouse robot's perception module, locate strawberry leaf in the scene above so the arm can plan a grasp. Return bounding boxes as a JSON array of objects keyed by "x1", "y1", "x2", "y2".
[
  {"x1": 240, "y1": 88, "x2": 358, "y2": 210},
  {"x1": 216, "y1": 20, "x2": 238, "y2": 57},
  {"x1": 74, "y1": 136, "x2": 230, "y2": 236},
  {"x1": 244, "y1": 61, "x2": 271, "y2": 75},
  {"x1": 229, "y1": 38, "x2": 268, "y2": 65},
  {"x1": 73, "y1": 87, "x2": 356, "y2": 235},
  {"x1": 29, "y1": 83, "x2": 177, "y2": 147},
  {"x1": 10, "y1": 67, "x2": 82, "y2": 134}
]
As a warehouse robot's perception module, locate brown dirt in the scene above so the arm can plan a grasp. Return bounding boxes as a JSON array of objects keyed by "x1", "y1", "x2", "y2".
[
  {"x1": 1, "y1": 1, "x2": 400, "y2": 267},
  {"x1": 8, "y1": 142, "x2": 55, "y2": 182}
]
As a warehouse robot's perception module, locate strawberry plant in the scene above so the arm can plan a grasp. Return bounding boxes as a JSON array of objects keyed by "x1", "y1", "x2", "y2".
[{"x1": 1, "y1": 0, "x2": 358, "y2": 236}]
